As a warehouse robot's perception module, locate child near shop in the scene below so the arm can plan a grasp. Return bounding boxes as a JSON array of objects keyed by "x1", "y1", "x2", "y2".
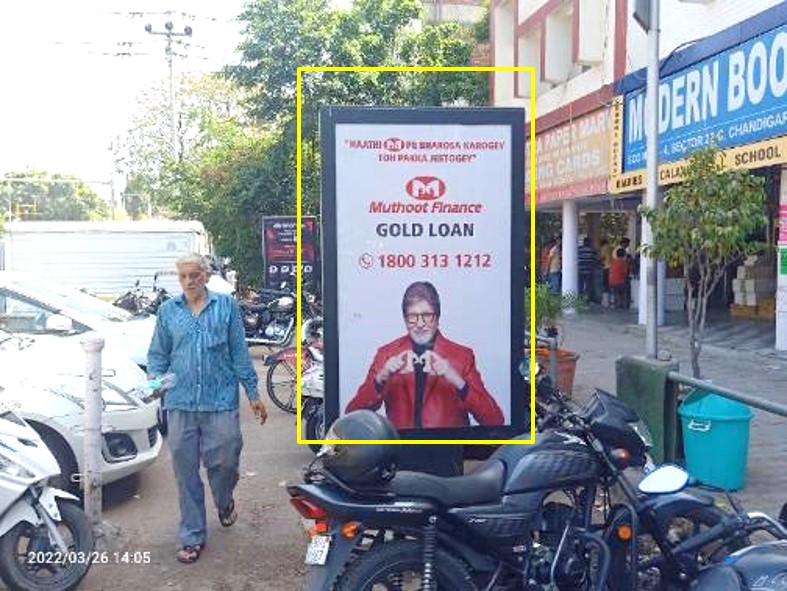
[{"x1": 609, "y1": 248, "x2": 630, "y2": 309}]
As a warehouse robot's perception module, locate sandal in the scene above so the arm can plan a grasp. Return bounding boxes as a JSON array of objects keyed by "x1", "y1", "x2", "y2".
[
  {"x1": 176, "y1": 543, "x2": 204, "y2": 564},
  {"x1": 218, "y1": 499, "x2": 237, "y2": 527}
]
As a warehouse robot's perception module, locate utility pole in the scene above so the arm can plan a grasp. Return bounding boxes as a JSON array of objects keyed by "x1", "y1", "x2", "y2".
[
  {"x1": 144, "y1": 19, "x2": 193, "y2": 161},
  {"x1": 634, "y1": 0, "x2": 661, "y2": 358}
]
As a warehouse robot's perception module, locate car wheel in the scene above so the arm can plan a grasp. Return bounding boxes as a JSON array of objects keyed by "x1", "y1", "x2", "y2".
[{"x1": 31, "y1": 424, "x2": 80, "y2": 495}]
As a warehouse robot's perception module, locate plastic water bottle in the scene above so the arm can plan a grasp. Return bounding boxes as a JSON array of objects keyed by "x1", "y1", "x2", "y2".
[{"x1": 141, "y1": 373, "x2": 177, "y2": 403}]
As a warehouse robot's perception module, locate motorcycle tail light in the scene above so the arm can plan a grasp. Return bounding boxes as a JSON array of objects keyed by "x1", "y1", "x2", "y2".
[
  {"x1": 290, "y1": 496, "x2": 327, "y2": 520},
  {"x1": 616, "y1": 524, "x2": 633, "y2": 541},
  {"x1": 341, "y1": 521, "x2": 361, "y2": 539}
]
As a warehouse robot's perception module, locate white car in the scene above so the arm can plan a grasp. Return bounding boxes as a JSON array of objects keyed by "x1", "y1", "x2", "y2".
[
  {"x1": 0, "y1": 329, "x2": 162, "y2": 492},
  {"x1": 0, "y1": 272, "x2": 155, "y2": 369}
]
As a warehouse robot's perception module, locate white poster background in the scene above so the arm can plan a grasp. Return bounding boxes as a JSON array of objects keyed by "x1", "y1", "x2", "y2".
[{"x1": 336, "y1": 123, "x2": 512, "y2": 426}]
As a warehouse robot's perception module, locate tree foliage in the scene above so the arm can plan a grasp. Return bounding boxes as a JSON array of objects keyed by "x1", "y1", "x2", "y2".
[
  {"x1": 640, "y1": 146, "x2": 767, "y2": 377},
  {"x1": 123, "y1": 0, "x2": 489, "y2": 284},
  {"x1": 229, "y1": 0, "x2": 488, "y2": 129},
  {"x1": 0, "y1": 171, "x2": 110, "y2": 225}
]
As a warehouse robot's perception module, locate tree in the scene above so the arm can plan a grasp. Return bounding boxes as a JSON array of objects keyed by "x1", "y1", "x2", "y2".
[
  {"x1": 640, "y1": 146, "x2": 767, "y2": 377},
  {"x1": 0, "y1": 172, "x2": 110, "y2": 222},
  {"x1": 230, "y1": 0, "x2": 488, "y2": 129},
  {"x1": 121, "y1": 72, "x2": 253, "y2": 219},
  {"x1": 224, "y1": 0, "x2": 490, "y2": 264},
  {"x1": 121, "y1": 1, "x2": 490, "y2": 284}
]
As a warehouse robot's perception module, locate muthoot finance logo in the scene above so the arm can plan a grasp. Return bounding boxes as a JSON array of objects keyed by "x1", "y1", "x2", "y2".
[{"x1": 405, "y1": 176, "x2": 446, "y2": 201}]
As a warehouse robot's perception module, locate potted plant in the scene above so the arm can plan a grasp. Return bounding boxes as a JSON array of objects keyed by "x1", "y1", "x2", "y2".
[{"x1": 524, "y1": 283, "x2": 583, "y2": 395}]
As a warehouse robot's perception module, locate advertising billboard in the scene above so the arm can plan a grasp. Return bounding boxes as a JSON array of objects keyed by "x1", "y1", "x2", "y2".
[
  {"x1": 320, "y1": 107, "x2": 526, "y2": 442},
  {"x1": 262, "y1": 216, "x2": 318, "y2": 290}
]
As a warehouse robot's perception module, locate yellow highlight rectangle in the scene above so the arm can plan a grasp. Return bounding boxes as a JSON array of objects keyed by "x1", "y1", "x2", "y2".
[{"x1": 296, "y1": 65, "x2": 537, "y2": 446}]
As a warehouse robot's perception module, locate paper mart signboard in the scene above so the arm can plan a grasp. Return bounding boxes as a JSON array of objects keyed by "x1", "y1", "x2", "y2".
[{"x1": 320, "y1": 107, "x2": 526, "y2": 441}]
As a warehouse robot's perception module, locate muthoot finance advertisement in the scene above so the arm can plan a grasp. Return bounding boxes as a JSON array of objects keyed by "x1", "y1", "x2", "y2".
[{"x1": 320, "y1": 107, "x2": 526, "y2": 439}]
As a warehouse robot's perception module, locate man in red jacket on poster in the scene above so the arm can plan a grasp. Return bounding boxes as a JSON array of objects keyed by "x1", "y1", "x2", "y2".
[{"x1": 346, "y1": 281, "x2": 504, "y2": 429}]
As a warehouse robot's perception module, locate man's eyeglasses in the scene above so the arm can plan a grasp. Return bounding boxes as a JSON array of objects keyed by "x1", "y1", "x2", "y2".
[{"x1": 405, "y1": 312, "x2": 436, "y2": 325}]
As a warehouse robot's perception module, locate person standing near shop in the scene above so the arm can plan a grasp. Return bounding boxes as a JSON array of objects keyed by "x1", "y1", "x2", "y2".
[
  {"x1": 598, "y1": 238, "x2": 613, "y2": 306},
  {"x1": 618, "y1": 237, "x2": 635, "y2": 309},
  {"x1": 609, "y1": 247, "x2": 630, "y2": 308},
  {"x1": 547, "y1": 237, "x2": 562, "y2": 294},
  {"x1": 539, "y1": 238, "x2": 554, "y2": 283},
  {"x1": 147, "y1": 253, "x2": 268, "y2": 565},
  {"x1": 577, "y1": 237, "x2": 600, "y2": 304}
]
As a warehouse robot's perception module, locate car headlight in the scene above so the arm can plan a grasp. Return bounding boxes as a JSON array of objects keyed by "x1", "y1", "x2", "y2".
[
  {"x1": 0, "y1": 452, "x2": 34, "y2": 479},
  {"x1": 630, "y1": 418, "x2": 654, "y2": 449}
]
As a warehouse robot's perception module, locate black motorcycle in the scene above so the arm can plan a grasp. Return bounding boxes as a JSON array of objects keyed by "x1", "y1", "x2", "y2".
[
  {"x1": 287, "y1": 373, "x2": 787, "y2": 591},
  {"x1": 113, "y1": 277, "x2": 170, "y2": 316},
  {"x1": 239, "y1": 284, "x2": 320, "y2": 347},
  {"x1": 286, "y1": 383, "x2": 646, "y2": 590}
]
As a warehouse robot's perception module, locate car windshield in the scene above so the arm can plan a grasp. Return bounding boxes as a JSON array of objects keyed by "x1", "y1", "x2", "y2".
[{"x1": 7, "y1": 277, "x2": 133, "y2": 322}]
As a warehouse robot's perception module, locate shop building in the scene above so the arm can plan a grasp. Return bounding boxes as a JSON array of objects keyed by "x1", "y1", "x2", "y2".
[
  {"x1": 491, "y1": 0, "x2": 627, "y2": 301},
  {"x1": 613, "y1": 1, "x2": 787, "y2": 350},
  {"x1": 491, "y1": 0, "x2": 787, "y2": 350}
]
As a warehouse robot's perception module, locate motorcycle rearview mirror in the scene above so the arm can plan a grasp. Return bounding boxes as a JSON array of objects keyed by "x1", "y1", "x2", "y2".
[{"x1": 638, "y1": 464, "x2": 690, "y2": 495}]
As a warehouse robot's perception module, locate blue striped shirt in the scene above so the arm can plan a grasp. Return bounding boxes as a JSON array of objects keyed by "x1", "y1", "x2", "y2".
[{"x1": 147, "y1": 290, "x2": 259, "y2": 411}]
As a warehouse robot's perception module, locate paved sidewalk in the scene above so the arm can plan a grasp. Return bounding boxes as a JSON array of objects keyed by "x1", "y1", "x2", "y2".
[{"x1": 558, "y1": 307, "x2": 787, "y2": 518}]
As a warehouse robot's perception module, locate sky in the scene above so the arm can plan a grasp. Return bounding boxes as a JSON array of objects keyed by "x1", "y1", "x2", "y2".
[{"x1": 0, "y1": 1, "x2": 248, "y2": 200}]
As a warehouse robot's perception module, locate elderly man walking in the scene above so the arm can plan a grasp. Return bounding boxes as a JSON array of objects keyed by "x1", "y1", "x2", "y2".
[{"x1": 147, "y1": 253, "x2": 267, "y2": 564}]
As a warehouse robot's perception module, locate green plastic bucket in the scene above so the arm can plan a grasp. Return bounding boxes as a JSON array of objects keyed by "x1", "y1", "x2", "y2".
[{"x1": 678, "y1": 389, "x2": 753, "y2": 490}]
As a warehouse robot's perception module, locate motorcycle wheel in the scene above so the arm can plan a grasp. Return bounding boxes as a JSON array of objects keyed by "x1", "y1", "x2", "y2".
[
  {"x1": 0, "y1": 500, "x2": 95, "y2": 591},
  {"x1": 335, "y1": 540, "x2": 476, "y2": 591},
  {"x1": 266, "y1": 359, "x2": 297, "y2": 414},
  {"x1": 305, "y1": 402, "x2": 324, "y2": 453}
]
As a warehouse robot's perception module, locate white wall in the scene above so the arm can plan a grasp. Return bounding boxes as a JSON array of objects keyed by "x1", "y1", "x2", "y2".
[
  {"x1": 493, "y1": 0, "x2": 531, "y2": 108},
  {"x1": 493, "y1": 0, "x2": 617, "y2": 118}
]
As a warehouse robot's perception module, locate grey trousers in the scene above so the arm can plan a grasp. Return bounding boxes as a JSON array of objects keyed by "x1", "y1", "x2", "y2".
[{"x1": 168, "y1": 409, "x2": 243, "y2": 547}]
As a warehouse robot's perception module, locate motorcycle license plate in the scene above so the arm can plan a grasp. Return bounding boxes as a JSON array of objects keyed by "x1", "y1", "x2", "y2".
[{"x1": 305, "y1": 535, "x2": 331, "y2": 565}]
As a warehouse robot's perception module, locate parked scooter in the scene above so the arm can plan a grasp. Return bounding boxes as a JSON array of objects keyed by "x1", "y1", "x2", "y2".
[{"x1": 0, "y1": 405, "x2": 94, "y2": 590}]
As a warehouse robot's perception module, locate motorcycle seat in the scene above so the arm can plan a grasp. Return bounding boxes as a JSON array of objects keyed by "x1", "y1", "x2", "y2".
[{"x1": 384, "y1": 459, "x2": 504, "y2": 506}]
